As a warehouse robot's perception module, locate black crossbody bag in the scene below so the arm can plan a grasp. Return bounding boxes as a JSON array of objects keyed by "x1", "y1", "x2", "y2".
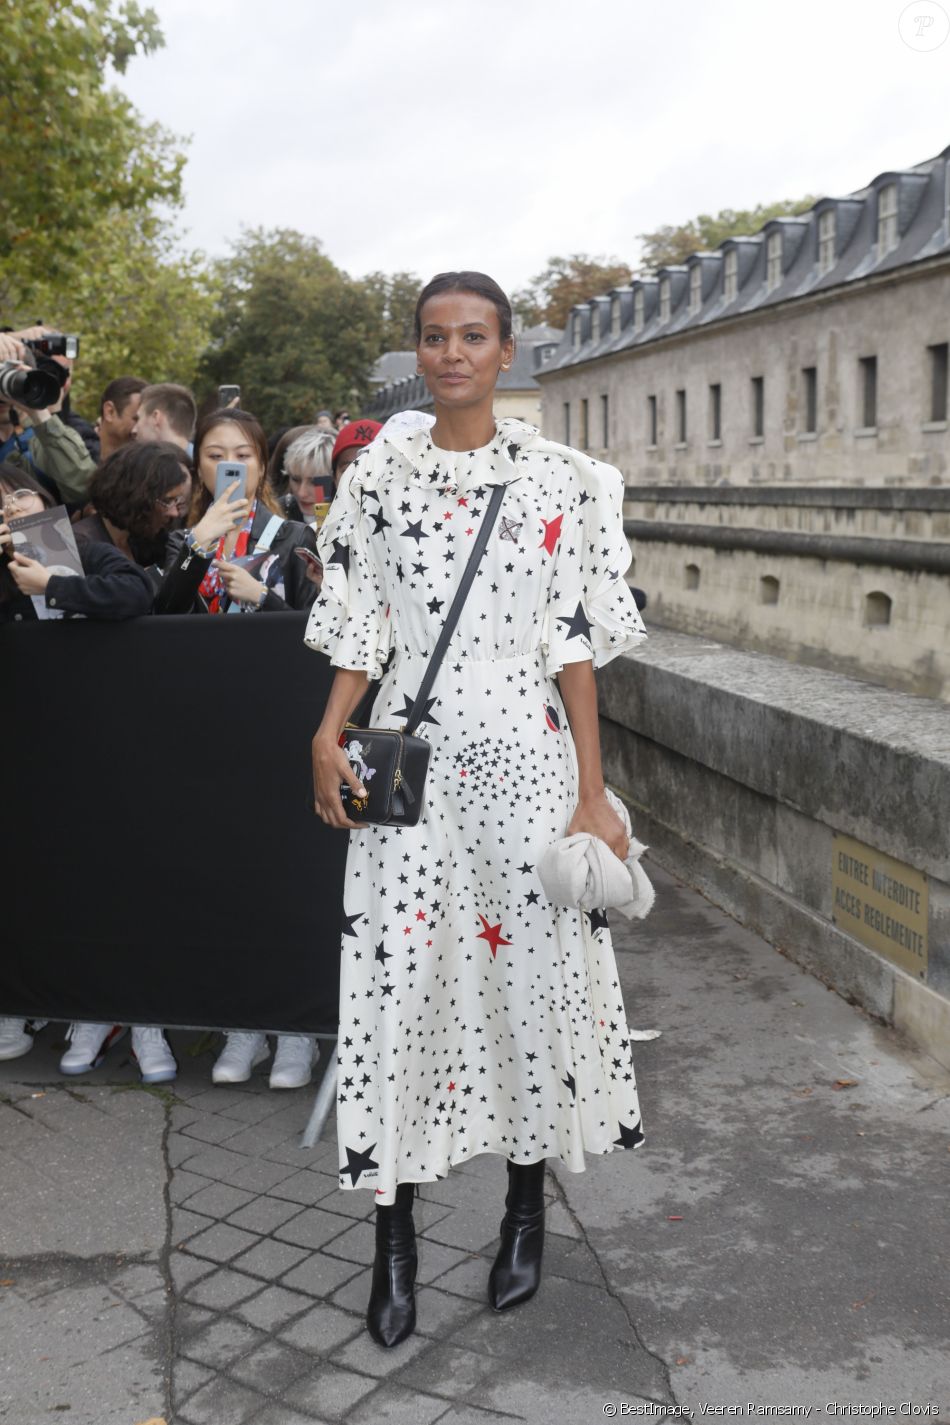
[{"x1": 332, "y1": 481, "x2": 507, "y2": 828}]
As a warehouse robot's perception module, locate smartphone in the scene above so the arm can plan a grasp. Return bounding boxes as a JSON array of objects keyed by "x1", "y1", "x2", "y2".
[
  {"x1": 218, "y1": 384, "x2": 241, "y2": 407},
  {"x1": 294, "y1": 546, "x2": 323, "y2": 573},
  {"x1": 214, "y1": 461, "x2": 247, "y2": 504}
]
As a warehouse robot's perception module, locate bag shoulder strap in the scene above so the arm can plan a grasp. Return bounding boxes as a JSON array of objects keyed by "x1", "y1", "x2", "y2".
[
  {"x1": 403, "y1": 481, "x2": 507, "y2": 737},
  {"x1": 254, "y1": 514, "x2": 285, "y2": 555}
]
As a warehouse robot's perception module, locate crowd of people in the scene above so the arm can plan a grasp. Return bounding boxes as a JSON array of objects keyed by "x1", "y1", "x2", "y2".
[{"x1": 0, "y1": 324, "x2": 382, "y2": 1090}]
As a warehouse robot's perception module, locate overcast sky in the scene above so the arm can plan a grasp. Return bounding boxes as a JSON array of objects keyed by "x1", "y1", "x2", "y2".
[{"x1": 117, "y1": 0, "x2": 950, "y2": 293}]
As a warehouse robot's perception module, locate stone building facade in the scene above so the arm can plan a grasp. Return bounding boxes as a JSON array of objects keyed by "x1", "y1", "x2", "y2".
[{"x1": 538, "y1": 147, "x2": 950, "y2": 488}]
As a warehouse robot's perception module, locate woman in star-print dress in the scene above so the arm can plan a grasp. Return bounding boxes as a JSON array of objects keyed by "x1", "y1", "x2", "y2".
[{"x1": 308, "y1": 271, "x2": 647, "y2": 1347}]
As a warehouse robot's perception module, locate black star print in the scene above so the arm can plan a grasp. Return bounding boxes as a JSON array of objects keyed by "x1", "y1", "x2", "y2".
[
  {"x1": 370, "y1": 508, "x2": 391, "y2": 535},
  {"x1": 341, "y1": 1142, "x2": 380, "y2": 1185},
  {"x1": 614, "y1": 1121, "x2": 644, "y2": 1149},
  {"x1": 374, "y1": 941, "x2": 391, "y2": 964},
  {"x1": 400, "y1": 519, "x2": 428, "y2": 544},
  {"x1": 557, "y1": 601, "x2": 594, "y2": 642},
  {"x1": 586, "y1": 908, "x2": 610, "y2": 934},
  {"x1": 393, "y1": 693, "x2": 440, "y2": 727},
  {"x1": 328, "y1": 539, "x2": 350, "y2": 572},
  {"x1": 562, "y1": 1072, "x2": 576, "y2": 1098},
  {"x1": 427, "y1": 597, "x2": 445, "y2": 614},
  {"x1": 341, "y1": 910, "x2": 364, "y2": 937}
]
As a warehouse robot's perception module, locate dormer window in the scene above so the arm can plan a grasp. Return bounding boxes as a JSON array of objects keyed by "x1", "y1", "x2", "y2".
[
  {"x1": 877, "y1": 183, "x2": 898, "y2": 255},
  {"x1": 572, "y1": 313, "x2": 582, "y2": 349},
  {"x1": 591, "y1": 306, "x2": 600, "y2": 341},
  {"x1": 659, "y1": 278, "x2": 670, "y2": 322},
  {"x1": 689, "y1": 265, "x2": 702, "y2": 315},
  {"x1": 766, "y1": 232, "x2": 783, "y2": 292},
  {"x1": 818, "y1": 209, "x2": 836, "y2": 275},
  {"x1": 634, "y1": 288, "x2": 644, "y2": 332},
  {"x1": 610, "y1": 296, "x2": 621, "y2": 337},
  {"x1": 724, "y1": 249, "x2": 738, "y2": 301}
]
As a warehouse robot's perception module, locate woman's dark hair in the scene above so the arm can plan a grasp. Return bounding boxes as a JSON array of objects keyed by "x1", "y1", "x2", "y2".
[
  {"x1": 0, "y1": 462, "x2": 57, "y2": 509},
  {"x1": 413, "y1": 271, "x2": 513, "y2": 344},
  {"x1": 90, "y1": 441, "x2": 191, "y2": 542},
  {"x1": 189, "y1": 408, "x2": 281, "y2": 522}
]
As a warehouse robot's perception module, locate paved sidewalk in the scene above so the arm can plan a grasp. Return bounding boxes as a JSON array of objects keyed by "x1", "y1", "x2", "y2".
[{"x1": 1, "y1": 863, "x2": 948, "y2": 1425}]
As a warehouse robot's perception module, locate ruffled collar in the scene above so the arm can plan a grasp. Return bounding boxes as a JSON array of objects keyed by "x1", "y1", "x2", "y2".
[{"x1": 376, "y1": 410, "x2": 539, "y2": 495}]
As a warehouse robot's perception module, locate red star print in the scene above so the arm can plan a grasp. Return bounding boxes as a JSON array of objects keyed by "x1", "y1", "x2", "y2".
[
  {"x1": 403, "y1": 926, "x2": 412, "y2": 936},
  {"x1": 426, "y1": 939, "x2": 433, "y2": 946},
  {"x1": 466, "y1": 527, "x2": 474, "y2": 535},
  {"x1": 460, "y1": 768, "x2": 468, "y2": 777},
  {"x1": 539, "y1": 513, "x2": 563, "y2": 555},
  {"x1": 476, "y1": 914, "x2": 512, "y2": 959},
  {"x1": 443, "y1": 510, "x2": 453, "y2": 519},
  {"x1": 415, "y1": 909, "x2": 426, "y2": 921},
  {"x1": 457, "y1": 497, "x2": 468, "y2": 506},
  {"x1": 448, "y1": 1081, "x2": 456, "y2": 1091}
]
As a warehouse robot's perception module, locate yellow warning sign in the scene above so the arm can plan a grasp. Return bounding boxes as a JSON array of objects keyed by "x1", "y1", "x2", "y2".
[{"x1": 832, "y1": 833, "x2": 928, "y2": 979}]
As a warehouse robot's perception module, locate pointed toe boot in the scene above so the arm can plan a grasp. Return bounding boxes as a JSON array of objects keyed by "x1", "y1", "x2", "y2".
[
  {"x1": 366, "y1": 1182, "x2": 418, "y2": 1347},
  {"x1": 488, "y1": 1158, "x2": 546, "y2": 1311}
]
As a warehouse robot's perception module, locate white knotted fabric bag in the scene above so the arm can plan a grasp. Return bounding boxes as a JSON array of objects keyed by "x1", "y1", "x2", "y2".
[{"x1": 537, "y1": 789, "x2": 655, "y2": 921}]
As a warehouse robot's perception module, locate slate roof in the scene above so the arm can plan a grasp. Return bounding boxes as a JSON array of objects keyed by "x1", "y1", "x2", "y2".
[{"x1": 539, "y1": 143, "x2": 950, "y2": 376}]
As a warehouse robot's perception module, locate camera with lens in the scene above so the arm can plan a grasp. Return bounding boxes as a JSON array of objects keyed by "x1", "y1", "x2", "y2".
[{"x1": 0, "y1": 362, "x2": 62, "y2": 409}]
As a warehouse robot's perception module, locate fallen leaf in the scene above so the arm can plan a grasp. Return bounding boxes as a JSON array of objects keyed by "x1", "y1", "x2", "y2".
[
  {"x1": 833, "y1": 1079, "x2": 859, "y2": 1090},
  {"x1": 134, "y1": 1418, "x2": 168, "y2": 1425},
  {"x1": 667, "y1": 1215, "x2": 683, "y2": 1221},
  {"x1": 0, "y1": 1279, "x2": 14, "y2": 1287},
  {"x1": 675, "y1": 1356, "x2": 690, "y2": 1365},
  {"x1": 30, "y1": 1091, "x2": 45, "y2": 1099}
]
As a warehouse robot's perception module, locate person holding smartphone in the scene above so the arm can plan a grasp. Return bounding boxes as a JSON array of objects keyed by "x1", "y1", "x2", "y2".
[{"x1": 156, "y1": 408, "x2": 319, "y2": 616}]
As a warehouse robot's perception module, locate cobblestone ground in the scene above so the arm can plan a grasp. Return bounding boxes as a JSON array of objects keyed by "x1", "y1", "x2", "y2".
[{"x1": 2, "y1": 863, "x2": 949, "y2": 1424}]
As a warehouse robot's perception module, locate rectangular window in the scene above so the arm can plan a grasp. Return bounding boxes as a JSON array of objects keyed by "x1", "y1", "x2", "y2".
[
  {"x1": 572, "y1": 314, "x2": 582, "y2": 349},
  {"x1": 818, "y1": 209, "x2": 836, "y2": 274},
  {"x1": 610, "y1": 297, "x2": 621, "y2": 337},
  {"x1": 659, "y1": 280, "x2": 670, "y2": 322},
  {"x1": 563, "y1": 401, "x2": 571, "y2": 443},
  {"x1": 676, "y1": 389, "x2": 687, "y2": 444},
  {"x1": 591, "y1": 307, "x2": 600, "y2": 342},
  {"x1": 878, "y1": 183, "x2": 898, "y2": 256},
  {"x1": 859, "y1": 356, "x2": 878, "y2": 429},
  {"x1": 647, "y1": 394, "x2": 657, "y2": 446},
  {"x1": 751, "y1": 376, "x2": 764, "y2": 438},
  {"x1": 580, "y1": 397, "x2": 589, "y2": 450},
  {"x1": 689, "y1": 265, "x2": 702, "y2": 315},
  {"x1": 766, "y1": 232, "x2": 783, "y2": 292},
  {"x1": 601, "y1": 393, "x2": 609, "y2": 447},
  {"x1": 709, "y1": 382, "x2": 722, "y2": 441},
  {"x1": 723, "y1": 250, "x2": 738, "y2": 301},
  {"x1": 802, "y1": 366, "x2": 817, "y2": 433},
  {"x1": 633, "y1": 288, "x2": 644, "y2": 332},
  {"x1": 929, "y1": 342, "x2": 949, "y2": 422}
]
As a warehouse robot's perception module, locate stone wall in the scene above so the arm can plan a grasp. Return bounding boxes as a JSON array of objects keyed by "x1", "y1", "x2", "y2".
[
  {"x1": 540, "y1": 259, "x2": 950, "y2": 486},
  {"x1": 598, "y1": 631, "x2": 950, "y2": 1071}
]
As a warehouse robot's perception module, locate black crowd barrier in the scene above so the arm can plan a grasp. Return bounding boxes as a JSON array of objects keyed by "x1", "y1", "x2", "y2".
[{"x1": 1, "y1": 612, "x2": 345, "y2": 1034}]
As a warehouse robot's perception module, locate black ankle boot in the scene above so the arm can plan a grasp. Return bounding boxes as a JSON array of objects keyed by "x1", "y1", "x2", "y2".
[
  {"x1": 366, "y1": 1182, "x2": 418, "y2": 1347},
  {"x1": 488, "y1": 1158, "x2": 546, "y2": 1311}
]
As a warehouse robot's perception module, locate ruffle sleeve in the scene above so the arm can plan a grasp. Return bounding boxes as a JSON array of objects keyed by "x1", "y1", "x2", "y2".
[
  {"x1": 303, "y1": 464, "x2": 392, "y2": 679},
  {"x1": 542, "y1": 453, "x2": 647, "y2": 678}
]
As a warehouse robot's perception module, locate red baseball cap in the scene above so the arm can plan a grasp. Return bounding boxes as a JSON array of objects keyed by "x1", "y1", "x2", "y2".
[{"x1": 332, "y1": 419, "x2": 383, "y2": 469}]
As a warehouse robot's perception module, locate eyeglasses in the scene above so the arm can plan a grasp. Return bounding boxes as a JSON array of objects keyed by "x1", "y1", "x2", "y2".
[
  {"x1": 156, "y1": 494, "x2": 190, "y2": 513},
  {"x1": 1, "y1": 488, "x2": 38, "y2": 512}
]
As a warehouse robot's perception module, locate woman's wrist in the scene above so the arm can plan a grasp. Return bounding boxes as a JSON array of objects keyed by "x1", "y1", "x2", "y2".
[{"x1": 577, "y1": 781, "x2": 607, "y2": 804}]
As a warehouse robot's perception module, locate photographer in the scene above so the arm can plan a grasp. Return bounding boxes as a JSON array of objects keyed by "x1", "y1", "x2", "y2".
[
  {"x1": 0, "y1": 328, "x2": 97, "y2": 502},
  {"x1": 0, "y1": 466, "x2": 153, "y2": 622}
]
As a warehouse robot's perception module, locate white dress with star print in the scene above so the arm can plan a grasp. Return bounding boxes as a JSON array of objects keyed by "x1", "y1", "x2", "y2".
[{"x1": 304, "y1": 412, "x2": 648, "y2": 1204}]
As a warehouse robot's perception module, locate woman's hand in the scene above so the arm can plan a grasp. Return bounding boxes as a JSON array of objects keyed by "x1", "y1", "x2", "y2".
[
  {"x1": 8, "y1": 553, "x2": 52, "y2": 595},
  {"x1": 190, "y1": 484, "x2": 249, "y2": 547},
  {"x1": 215, "y1": 560, "x2": 264, "y2": 606},
  {"x1": 311, "y1": 732, "x2": 368, "y2": 831},
  {"x1": 566, "y1": 791, "x2": 629, "y2": 861}
]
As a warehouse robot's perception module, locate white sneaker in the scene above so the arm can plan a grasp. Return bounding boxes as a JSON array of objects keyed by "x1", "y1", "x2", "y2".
[
  {"x1": 212, "y1": 1032, "x2": 269, "y2": 1084},
  {"x1": 59, "y1": 1023, "x2": 127, "y2": 1075},
  {"x1": 131, "y1": 1026, "x2": 177, "y2": 1084},
  {"x1": 269, "y1": 1035, "x2": 318, "y2": 1090},
  {"x1": 0, "y1": 1018, "x2": 33, "y2": 1061}
]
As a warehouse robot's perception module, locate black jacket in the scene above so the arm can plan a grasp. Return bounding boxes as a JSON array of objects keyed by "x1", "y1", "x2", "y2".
[
  {"x1": 155, "y1": 502, "x2": 319, "y2": 616},
  {"x1": 0, "y1": 539, "x2": 153, "y2": 623}
]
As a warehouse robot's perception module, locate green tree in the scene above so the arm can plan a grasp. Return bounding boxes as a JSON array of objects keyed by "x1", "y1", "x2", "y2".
[
  {"x1": 358, "y1": 270, "x2": 422, "y2": 352},
  {"x1": 22, "y1": 212, "x2": 217, "y2": 412},
  {"x1": 200, "y1": 229, "x2": 384, "y2": 431},
  {"x1": 637, "y1": 196, "x2": 818, "y2": 271},
  {"x1": 512, "y1": 255, "x2": 635, "y2": 331},
  {"x1": 0, "y1": 0, "x2": 186, "y2": 300}
]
